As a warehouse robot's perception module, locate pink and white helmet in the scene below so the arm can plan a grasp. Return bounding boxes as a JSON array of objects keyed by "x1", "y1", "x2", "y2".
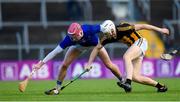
[
  {"x1": 68, "y1": 23, "x2": 82, "y2": 36},
  {"x1": 67, "y1": 22, "x2": 83, "y2": 41}
]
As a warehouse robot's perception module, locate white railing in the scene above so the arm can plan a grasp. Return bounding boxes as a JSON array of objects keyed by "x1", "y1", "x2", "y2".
[
  {"x1": 137, "y1": 0, "x2": 151, "y2": 21},
  {"x1": 163, "y1": 20, "x2": 175, "y2": 40},
  {"x1": 173, "y1": 0, "x2": 180, "y2": 20},
  {"x1": 107, "y1": 0, "x2": 135, "y2": 21},
  {"x1": 0, "y1": 2, "x2": 2, "y2": 29},
  {"x1": 0, "y1": 0, "x2": 89, "y2": 3},
  {"x1": 0, "y1": 20, "x2": 128, "y2": 61},
  {"x1": 0, "y1": 0, "x2": 132, "y2": 60},
  {"x1": 173, "y1": 0, "x2": 180, "y2": 35}
]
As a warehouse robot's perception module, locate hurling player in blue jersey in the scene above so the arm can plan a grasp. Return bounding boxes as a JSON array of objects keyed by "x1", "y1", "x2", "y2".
[{"x1": 33, "y1": 22, "x2": 123, "y2": 95}]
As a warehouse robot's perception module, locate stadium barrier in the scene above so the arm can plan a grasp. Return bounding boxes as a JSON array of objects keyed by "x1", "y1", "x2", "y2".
[{"x1": 0, "y1": 58, "x2": 180, "y2": 81}]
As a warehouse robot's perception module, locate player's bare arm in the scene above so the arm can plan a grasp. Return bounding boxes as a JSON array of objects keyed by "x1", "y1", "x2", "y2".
[
  {"x1": 85, "y1": 42, "x2": 103, "y2": 70},
  {"x1": 33, "y1": 45, "x2": 63, "y2": 70},
  {"x1": 134, "y1": 24, "x2": 170, "y2": 35}
]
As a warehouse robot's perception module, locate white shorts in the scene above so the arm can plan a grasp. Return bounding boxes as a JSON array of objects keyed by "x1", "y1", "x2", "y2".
[
  {"x1": 132, "y1": 38, "x2": 148, "y2": 55},
  {"x1": 68, "y1": 45, "x2": 92, "y2": 53}
]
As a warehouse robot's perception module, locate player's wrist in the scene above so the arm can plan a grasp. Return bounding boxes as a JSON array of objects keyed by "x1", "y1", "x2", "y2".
[{"x1": 39, "y1": 60, "x2": 45, "y2": 66}]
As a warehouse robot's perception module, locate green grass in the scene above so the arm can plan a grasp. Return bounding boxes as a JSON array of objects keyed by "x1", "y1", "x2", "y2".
[{"x1": 0, "y1": 78, "x2": 180, "y2": 101}]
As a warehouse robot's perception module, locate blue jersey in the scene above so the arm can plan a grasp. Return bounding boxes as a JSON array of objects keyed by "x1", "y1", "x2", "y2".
[{"x1": 59, "y1": 24, "x2": 101, "y2": 49}]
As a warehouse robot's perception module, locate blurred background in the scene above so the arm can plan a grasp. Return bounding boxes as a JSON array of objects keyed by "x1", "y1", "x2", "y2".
[
  {"x1": 0, "y1": 0, "x2": 179, "y2": 81},
  {"x1": 0, "y1": 0, "x2": 179, "y2": 60}
]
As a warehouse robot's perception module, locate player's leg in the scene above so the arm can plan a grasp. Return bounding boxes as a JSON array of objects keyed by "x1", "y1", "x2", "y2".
[
  {"x1": 116, "y1": 45, "x2": 142, "y2": 92},
  {"x1": 45, "y1": 46, "x2": 82, "y2": 95},
  {"x1": 123, "y1": 45, "x2": 142, "y2": 80},
  {"x1": 132, "y1": 57, "x2": 157, "y2": 86},
  {"x1": 118, "y1": 38, "x2": 147, "y2": 92},
  {"x1": 98, "y1": 47, "x2": 123, "y2": 81},
  {"x1": 57, "y1": 46, "x2": 82, "y2": 83},
  {"x1": 132, "y1": 57, "x2": 168, "y2": 92}
]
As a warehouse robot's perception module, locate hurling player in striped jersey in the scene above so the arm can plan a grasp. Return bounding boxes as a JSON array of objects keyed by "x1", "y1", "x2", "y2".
[{"x1": 85, "y1": 21, "x2": 169, "y2": 93}]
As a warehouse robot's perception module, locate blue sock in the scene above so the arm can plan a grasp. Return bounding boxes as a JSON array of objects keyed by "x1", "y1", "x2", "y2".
[{"x1": 56, "y1": 80, "x2": 62, "y2": 90}]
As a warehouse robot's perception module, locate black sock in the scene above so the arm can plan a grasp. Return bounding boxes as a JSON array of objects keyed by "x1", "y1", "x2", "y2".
[
  {"x1": 155, "y1": 83, "x2": 163, "y2": 88},
  {"x1": 118, "y1": 77, "x2": 122, "y2": 82},
  {"x1": 125, "y1": 79, "x2": 132, "y2": 85}
]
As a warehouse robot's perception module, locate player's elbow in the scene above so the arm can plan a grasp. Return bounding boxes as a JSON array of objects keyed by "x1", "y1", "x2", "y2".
[
  {"x1": 139, "y1": 24, "x2": 147, "y2": 29},
  {"x1": 135, "y1": 24, "x2": 148, "y2": 31},
  {"x1": 141, "y1": 24, "x2": 153, "y2": 30}
]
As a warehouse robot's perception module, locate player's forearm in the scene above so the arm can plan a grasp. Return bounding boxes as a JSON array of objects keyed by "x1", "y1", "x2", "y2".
[
  {"x1": 42, "y1": 45, "x2": 63, "y2": 63},
  {"x1": 142, "y1": 24, "x2": 170, "y2": 35},
  {"x1": 135, "y1": 24, "x2": 161, "y2": 32},
  {"x1": 87, "y1": 44, "x2": 103, "y2": 66},
  {"x1": 36, "y1": 60, "x2": 45, "y2": 68},
  {"x1": 144, "y1": 24, "x2": 163, "y2": 32},
  {"x1": 88, "y1": 48, "x2": 99, "y2": 66}
]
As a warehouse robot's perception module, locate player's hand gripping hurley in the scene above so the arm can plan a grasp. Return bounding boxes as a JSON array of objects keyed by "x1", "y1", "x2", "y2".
[{"x1": 60, "y1": 66, "x2": 92, "y2": 90}]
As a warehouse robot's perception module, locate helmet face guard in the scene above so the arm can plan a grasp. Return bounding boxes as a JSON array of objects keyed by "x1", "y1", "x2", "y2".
[
  {"x1": 101, "y1": 20, "x2": 116, "y2": 38},
  {"x1": 67, "y1": 23, "x2": 83, "y2": 41}
]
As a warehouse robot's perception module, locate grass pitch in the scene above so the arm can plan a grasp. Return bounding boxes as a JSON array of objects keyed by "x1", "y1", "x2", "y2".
[{"x1": 0, "y1": 78, "x2": 180, "y2": 101}]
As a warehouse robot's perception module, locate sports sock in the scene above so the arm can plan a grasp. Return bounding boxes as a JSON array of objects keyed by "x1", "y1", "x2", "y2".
[
  {"x1": 155, "y1": 82, "x2": 164, "y2": 89},
  {"x1": 125, "y1": 79, "x2": 132, "y2": 85},
  {"x1": 118, "y1": 77, "x2": 122, "y2": 82},
  {"x1": 56, "y1": 80, "x2": 62, "y2": 90}
]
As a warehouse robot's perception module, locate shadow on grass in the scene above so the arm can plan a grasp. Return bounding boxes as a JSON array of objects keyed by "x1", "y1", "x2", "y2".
[
  {"x1": 60, "y1": 90, "x2": 156, "y2": 96},
  {"x1": 12, "y1": 89, "x2": 179, "y2": 96}
]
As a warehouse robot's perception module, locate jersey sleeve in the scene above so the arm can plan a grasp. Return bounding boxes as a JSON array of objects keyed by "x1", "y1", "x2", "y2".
[
  {"x1": 59, "y1": 36, "x2": 75, "y2": 49},
  {"x1": 100, "y1": 36, "x2": 117, "y2": 46},
  {"x1": 117, "y1": 22, "x2": 135, "y2": 32},
  {"x1": 82, "y1": 24, "x2": 101, "y2": 34},
  {"x1": 91, "y1": 24, "x2": 101, "y2": 34}
]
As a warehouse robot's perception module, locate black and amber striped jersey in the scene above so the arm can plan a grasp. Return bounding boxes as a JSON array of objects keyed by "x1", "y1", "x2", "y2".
[{"x1": 101, "y1": 22, "x2": 142, "y2": 46}]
